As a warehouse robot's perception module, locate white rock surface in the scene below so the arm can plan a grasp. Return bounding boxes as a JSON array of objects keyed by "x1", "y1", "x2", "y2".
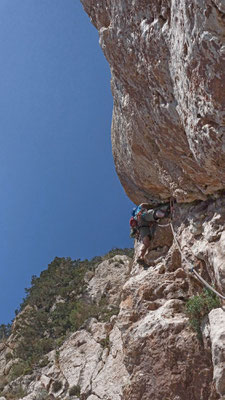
[
  {"x1": 87, "y1": 255, "x2": 130, "y2": 304},
  {"x1": 91, "y1": 326, "x2": 129, "y2": 400},
  {"x1": 59, "y1": 329, "x2": 103, "y2": 392},
  {"x1": 209, "y1": 308, "x2": 225, "y2": 396}
]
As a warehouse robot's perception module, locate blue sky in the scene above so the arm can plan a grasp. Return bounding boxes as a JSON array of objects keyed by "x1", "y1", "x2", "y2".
[{"x1": 0, "y1": 0, "x2": 133, "y2": 324}]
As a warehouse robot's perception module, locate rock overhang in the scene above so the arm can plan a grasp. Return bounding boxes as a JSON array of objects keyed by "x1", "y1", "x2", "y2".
[{"x1": 81, "y1": 0, "x2": 225, "y2": 204}]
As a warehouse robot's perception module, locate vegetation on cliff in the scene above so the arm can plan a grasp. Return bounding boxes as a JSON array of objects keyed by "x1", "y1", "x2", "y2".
[
  {"x1": 0, "y1": 248, "x2": 133, "y2": 384},
  {"x1": 185, "y1": 288, "x2": 221, "y2": 338}
]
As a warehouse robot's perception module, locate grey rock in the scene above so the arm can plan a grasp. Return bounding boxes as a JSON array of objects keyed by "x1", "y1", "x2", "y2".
[
  {"x1": 209, "y1": 308, "x2": 225, "y2": 396},
  {"x1": 81, "y1": 0, "x2": 225, "y2": 204}
]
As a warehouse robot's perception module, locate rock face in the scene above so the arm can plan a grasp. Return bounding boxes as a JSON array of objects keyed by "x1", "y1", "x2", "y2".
[
  {"x1": 1, "y1": 2, "x2": 225, "y2": 399},
  {"x1": 120, "y1": 197, "x2": 225, "y2": 400},
  {"x1": 209, "y1": 308, "x2": 225, "y2": 396},
  {"x1": 1, "y1": 204, "x2": 225, "y2": 400},
  {"x1": 0, "y1": 200, "x2": 224, "y2": 400},
  {"x1": 81, "y1": 0, "x2": 225, "y2": 204}
]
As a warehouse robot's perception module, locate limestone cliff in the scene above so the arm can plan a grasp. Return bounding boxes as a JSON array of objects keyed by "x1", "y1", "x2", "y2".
[
  {"x1": 77, "y1": 1, "x2": 225, "y2": 399},
  {"x1": 81, "y1": 0, "x2": 225, "y2": 204},
  {"x1": 0, "y1": 1, "x2": 225, "y2": 400}
]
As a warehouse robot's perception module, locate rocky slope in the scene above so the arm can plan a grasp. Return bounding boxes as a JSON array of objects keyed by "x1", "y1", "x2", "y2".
[
  {"x1": 0, "y1": 255, "x2": 132, "y2": 400},
  {"x1": 81, "y1": 0, "x2": 225, "y2": 204},
  {"x1": 0, "y1": 202, "x2": 224, "y2": 399}
]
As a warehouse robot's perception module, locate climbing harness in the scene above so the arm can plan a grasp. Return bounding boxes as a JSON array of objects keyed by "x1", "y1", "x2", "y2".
[{"x1": 130, "y1": 206, "x2": 158, "y2": 239}]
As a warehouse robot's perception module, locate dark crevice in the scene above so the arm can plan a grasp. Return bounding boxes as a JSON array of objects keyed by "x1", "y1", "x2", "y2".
[
  {"x1": 211, "y1": 0, "x2": 225, "y2": 18},
  {"x1": 183, "y1": 42, "x2": 188, "y2": 57},
  {"x1": 159, "y1": 15, "x2": 167, "y2": 24},
  {"x1": 90, "y1": 393, "x2": 101, "y2": 400}
]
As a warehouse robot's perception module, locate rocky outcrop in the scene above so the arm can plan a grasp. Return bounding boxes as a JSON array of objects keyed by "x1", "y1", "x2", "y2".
[
  {"x1": 81, "y1": 0, "x2": 225, "y2": 204},
  {"x1": 73, "y1": 3, "x2": 225, "y2": 395},
  {"x1": 0, "y1": 256, "x2": 131, "y2": 400},
  {"x1": 1, "y1": 203, "x2": 225, "y2": 399},
  {"x1": 119, "y1": 197, "x2": 225, "y2": 400},
  {"x1": 87, "y1": 255, "x2": 131, "y2": 305}
]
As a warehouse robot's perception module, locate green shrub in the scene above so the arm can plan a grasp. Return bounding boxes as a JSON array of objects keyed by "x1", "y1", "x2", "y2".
[
  {"x1": 3, "y1": 251, "x2": 130, "y2": 374},
  {"x1": 55, "y1": 336, "x2": 65, "y2": 348},
  {"x1": 100, "y1": 306, "x2": 119, "y2": 323},
  {"x1": 100, "y1": 335, "x2": 110, "y2": 349},
  {"x1": 69, "y1": 301, "x2": 98, "y2": 330},
  {"x1": 0, "y1": 375, "x2": 7, "y2": 392},
  {"x1": 0, "y1": 323, "x2": 11, "y2": 341},
  {"x1": 52, "y1": 380, "x2": 62, "y2": 392},
  {"x1": 103, "y1": 248, "x2": 134, "y2": 260},
  {"x1": 185, "y1": 288, "x2": 221, "y2": 338},
  {"x1": 16, "y1": 385, "x2": 27, "y2": 398},
  {"x1": 5, "y1": 352, "x2": 13, "y2": 362},
  {"x1": 69, "y1": 384, "x2": 81, "y2": 397},
  {"x1": 38, "y1": 356, "x2": 49, "y2": 368},
  {"x1": 4, "y1": 384, "x2": 28, "y2": 399},
  {"x1": 55, "y1": 349, "x2": 60, "y2": 365},
  {"x1": 36, "y1": 389, "x2": 48, "y2": 400},
  {"x1": 9, "y1": 361, "x2": 30, "y2": 380}
]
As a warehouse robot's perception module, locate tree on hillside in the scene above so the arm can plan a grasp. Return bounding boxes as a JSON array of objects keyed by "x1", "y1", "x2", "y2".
[{"x1": 0, "y1": 324, "x2": 11, "y2": 341}]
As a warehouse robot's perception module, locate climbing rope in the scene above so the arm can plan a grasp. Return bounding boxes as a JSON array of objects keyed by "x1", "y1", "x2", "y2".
[
  {"x1": 141, "y1": 198, "x2": 225, "y2": 299},
  {"x1": 169, "y1": 222, "x2": 225, "y2": 301}
]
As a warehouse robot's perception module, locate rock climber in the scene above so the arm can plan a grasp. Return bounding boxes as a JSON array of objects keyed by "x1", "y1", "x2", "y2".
[{"x1": 130, "y1": 202, "x2": 170, "y2": 265}]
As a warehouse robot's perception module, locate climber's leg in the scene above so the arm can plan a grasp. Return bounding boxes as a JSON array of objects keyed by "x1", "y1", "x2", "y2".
[{"x1": 137, "y1": 234, "x2": 151, "y2": 263}]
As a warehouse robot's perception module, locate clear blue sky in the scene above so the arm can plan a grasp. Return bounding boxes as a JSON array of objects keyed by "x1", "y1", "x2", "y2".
[{"x1": 0, "y1": 0, "x2": 133, "y2": 324}]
